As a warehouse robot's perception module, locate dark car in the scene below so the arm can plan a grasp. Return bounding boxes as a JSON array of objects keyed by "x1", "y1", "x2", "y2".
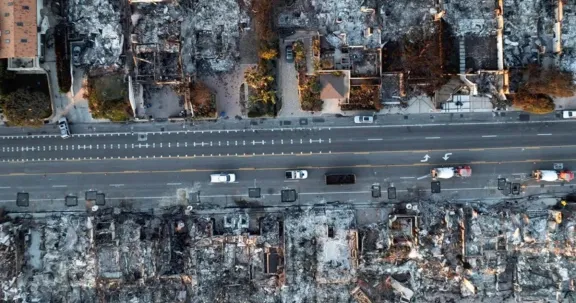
[
  {"x1": 285, "y1": 45, "x2": 294, "y2": 62},
  {"x1": 72, "y1": 46, "x2": 81, "y2": 66}
]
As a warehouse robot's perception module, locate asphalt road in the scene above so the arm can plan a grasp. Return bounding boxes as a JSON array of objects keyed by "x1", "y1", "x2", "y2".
[
  {"x1": 0, "y1": 143, "x2": 575, "y2": 212},
  {"x1": 0, "y1": 122, "x2": 572, "y2": 162},
  {"x1": 1, "y1": 121, "x2": 576, "y2": 211}
]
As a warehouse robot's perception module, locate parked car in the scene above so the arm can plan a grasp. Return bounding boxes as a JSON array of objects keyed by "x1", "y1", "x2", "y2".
[
  {"x1": 210, "y1": 173, "x2": 236, "y2": 183},
  {"x1": 58, "y1": 117, "x2": 71, "y2": 139},
  {"x1": 563, "y1": 110, "x2": 576, "y2": 119},
  {"x1": 72, "y1": 46, "x2": 81, "y2": 66},
  {"x1": 354, "y1": 116, "x2": 374, "y2": 124},
  {"x1": 285, "y1": 45, "x2": 294, "y2": 63}
]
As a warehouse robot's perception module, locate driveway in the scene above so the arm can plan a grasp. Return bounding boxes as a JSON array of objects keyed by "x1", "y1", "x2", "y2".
[
  {"x1": 199, "y1": 64, "x2": 251, "y2": 119},
  {"x1": 43, "y1": 40, "x2": 102, "y2": 123},
  {"x1": 278, "y1": 41, "x2": 309, "y2": 117}
]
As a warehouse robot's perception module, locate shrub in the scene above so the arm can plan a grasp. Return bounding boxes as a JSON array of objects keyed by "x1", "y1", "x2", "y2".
[
  {"x1": 2, "y1": 89, "x2": 51, "y2": 127},
  {"x1": 512, "y1": 91, "x2": 554, "y2": 114}
]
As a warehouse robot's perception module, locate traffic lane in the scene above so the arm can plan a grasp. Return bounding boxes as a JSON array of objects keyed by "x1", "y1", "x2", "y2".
[
  {"x1": 2, "y1": 133, "x2": 575, "y2": 162},
  {"x1": 4, "y1": 144, "x2": 576, "y2": 175},
  {"x1": 0, "y1": 127, "x2": 324, "y2": 148},
  {"x1": 0, "y1": 160, "x2": 572, "y2": 198},
  {"x1": 0, "y1": 122, "x2": 574, "y2": 160},
  {"x1": 0, "y1": 120, "x2": 569, "y2": 148},
  {"x1": 0, "y1": 134, "x2": 337, "y2": 160}
]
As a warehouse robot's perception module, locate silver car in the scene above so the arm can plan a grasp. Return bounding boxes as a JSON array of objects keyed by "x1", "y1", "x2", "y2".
[{"x1": 58, "y1": 117, "x2": 71, "y2": 139}]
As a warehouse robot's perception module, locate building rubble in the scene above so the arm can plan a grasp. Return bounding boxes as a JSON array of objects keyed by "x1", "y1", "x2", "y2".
[
  {"x1": 68, "y1": 0, "x2": 124, "y2": 68},
  {"x1": 2, "y1": 201, "x2": 576, "y2": 301}
]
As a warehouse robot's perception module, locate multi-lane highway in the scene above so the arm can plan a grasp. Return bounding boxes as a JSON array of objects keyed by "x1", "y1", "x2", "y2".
[{"x1": 0, "y1": 121, "x2": 575, "y2": 211}]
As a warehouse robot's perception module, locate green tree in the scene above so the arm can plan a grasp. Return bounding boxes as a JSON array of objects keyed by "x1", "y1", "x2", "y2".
[
  {"x1": 259, "y1": 48, "x2": 278, "y2": 60},
  {"x1": 3, "y1": 89, "x2": 51, "y2": 126},
  {"x1": 293, "y1": 41, "x2": 306, "y2": 65},
  {"x1": 245, "y1": 65, "x2": 274, "y2": 90},
  {"x1": 260, "y1": 90, "x2": 276, "y2": 104}
]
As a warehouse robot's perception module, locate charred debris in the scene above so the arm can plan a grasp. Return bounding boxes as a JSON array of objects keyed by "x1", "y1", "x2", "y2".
[{"x1": 1, "y1": 201, "x2": 576, "y2": 302}]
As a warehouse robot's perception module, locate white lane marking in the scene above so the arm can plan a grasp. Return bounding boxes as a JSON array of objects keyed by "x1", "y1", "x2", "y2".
[
  {"x1": 400, "y1": 177, "x2": 415, "y2": 179},
  {"x1": 284, "y1": 180, "x2": 300, "y2": 183},
  {"x1": 0, "y1": 186, "x2": 11, "y2": 189},
  {"x1": 417, "y1": 175, "x2": 429, "y2": 180},
  {"x1": 537, "y1": 133, "x2": 552, "y2": 136},
  {"x1": 167, "y1": 183, "x2": 182, "y2": 186},
  {"x1": 109, "y1": 184, "x2": 124, "y2": 187},
  {"x1": 482, "y1": 135, "x2": 497, "y2": 138},
  {"x1": 52, "y1": 185, "x2": 67, "y2": 188},
  {"x1": 0, "y1": 118, "x2": 575, "y2": 140},
  {"x1": 368, "y1": 138, "x2": 383, "y2": 141},
  {"x1": 425, "y1": 137, "x2": 441, "y2": 139}
]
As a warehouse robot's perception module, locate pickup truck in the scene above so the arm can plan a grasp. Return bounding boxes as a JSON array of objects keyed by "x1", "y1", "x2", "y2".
[
  {"x1": 325, "y1": 174, "x2": 356, "y2": 185},
  {"x1": 285, "y1": 170, "x2": 308, "y2": 179}
]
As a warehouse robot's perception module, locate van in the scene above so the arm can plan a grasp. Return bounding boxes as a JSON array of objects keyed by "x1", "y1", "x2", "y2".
[{"x1": 58, "y1": 117, "x2": 71, "y2": 139}]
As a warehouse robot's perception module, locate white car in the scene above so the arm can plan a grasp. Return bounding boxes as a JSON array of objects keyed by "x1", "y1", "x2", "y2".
[
  {"x1": 210, "y1": 173, "x2": 236, "y2": 183},
  {"x1": 563, "y1": 110, "x2": 576, "y2": 119},
  {"x1": 285, "y1": 170, "x2": 308, "y2": 179},
  {"x1": 354, "y1": 116, "x2": 374, "y2": 124},
  {"x1": 58, "y1": 117, "x2": 71, "y2": 139}
]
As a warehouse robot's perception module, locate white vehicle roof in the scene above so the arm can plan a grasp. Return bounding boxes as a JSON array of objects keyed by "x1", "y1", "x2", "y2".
[
  {"x1": 539, "y1": 170, "x2": 558, "y2": 182},
  {"x1": 210, "y1": 173, "x2": 235, "y2": 183},
  {"x1": 435, "y1": 167, "x2": 455, "y2": 179}
]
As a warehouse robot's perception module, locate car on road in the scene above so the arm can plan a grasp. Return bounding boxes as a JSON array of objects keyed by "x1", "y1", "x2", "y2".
[
  {"x1": 72, "y1": 46, "x2": 81, "y2": 66},
  {"x1": 354, "y1": 116, "x2": 374, "y2": 124},
  {"x1": 563, "y1": 110, "x2": 576, "y2": 119},
  {"x1": 285, "y1": 45, "x2": 294, "y2": 63},
  {"x1": 285, "y1": 170, "x2": 308, "y2": 179},
  {"x1": 58, "y1": 117, "x2": 71, "y2": 139},
  {"x1": 210, "y1": 173, "x2": 236, "y2": 183}
]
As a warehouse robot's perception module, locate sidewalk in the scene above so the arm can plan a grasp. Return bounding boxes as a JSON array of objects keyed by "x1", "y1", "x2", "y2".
[{"x1": 0, "y1": 110, "x2": 568, "y2": 137}]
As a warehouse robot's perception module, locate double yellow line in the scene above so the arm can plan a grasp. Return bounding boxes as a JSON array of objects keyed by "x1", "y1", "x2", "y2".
[{"x1": 0, "y1": 157, "x2": 574, "y2": 177}]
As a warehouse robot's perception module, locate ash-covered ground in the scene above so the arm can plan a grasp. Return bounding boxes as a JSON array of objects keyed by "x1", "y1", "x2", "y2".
[{"x1": 1, "y1": 198, "x2": 576, "y2": 302}]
